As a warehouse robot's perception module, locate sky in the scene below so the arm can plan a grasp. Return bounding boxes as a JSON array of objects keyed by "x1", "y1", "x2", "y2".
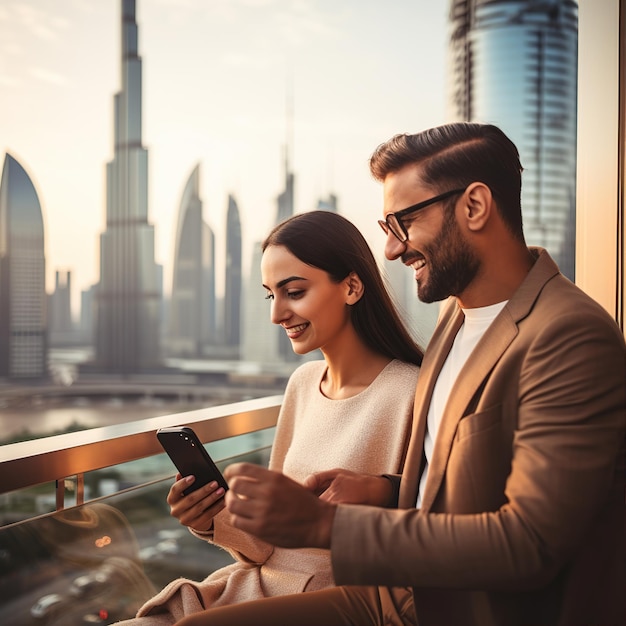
[{"x1": 0, "y1": 0, "x2": 448, "y2": 312}]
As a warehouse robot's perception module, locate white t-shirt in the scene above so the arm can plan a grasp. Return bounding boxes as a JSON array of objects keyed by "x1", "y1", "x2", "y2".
[{"x1": 416, "y1": 301, "x2": 507, "y2": 507}]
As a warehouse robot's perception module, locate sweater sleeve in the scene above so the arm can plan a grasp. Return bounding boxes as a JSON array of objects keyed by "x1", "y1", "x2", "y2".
[{"x1": 206, "y1": 365, "x2": 311, "y2": 563}]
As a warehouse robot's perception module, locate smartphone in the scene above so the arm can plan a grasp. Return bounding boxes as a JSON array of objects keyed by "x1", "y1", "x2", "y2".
[{"x1": 156, "y1": 426, "x2": 229, "y2": 496}]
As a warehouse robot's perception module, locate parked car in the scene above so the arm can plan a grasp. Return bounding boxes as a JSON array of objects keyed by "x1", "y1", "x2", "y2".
[
  {"x1": 69, "y1": 570, "x2": 109, "y2": 597},
  {"x1": 30, "y1": 593, "x2": 66, "y2": 620}
]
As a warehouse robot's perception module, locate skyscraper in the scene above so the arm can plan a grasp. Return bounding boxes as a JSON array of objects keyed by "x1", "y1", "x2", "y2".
[
  {"x1": 242, "y1": 241, "x2": 279, "y2": 364},
  {"x1": 275, "y1": 147, "x2": 295, "y2": 225},
  {"x1": 79, "y1": 285, "x2": 96, "y2": 346},
  {"x1": 316, "y1": 193, "x2": 338, "y2": 212},
  {"x1": 168, "y1": 164, "x2": 215, "y2": 356},
  {"x1": 48, "y1": 270, "x2": 75, "y2": 346},
  {"x1": 448, "y1": 0, "x2": 578, "y2": 279},
  {"x1": 224, "y1": 194, "x2": 242, "y2": 351},
  {"x1": 274, "y1": 146, "x2": 299, "y2": 362},
  {"x1": 0, "y1": 153, "x2": 47, "y2": 379},
  {"x1": 241, "y1": 143, "x2": 295, "y2": 366},
  {"x1": 95, "y1": 0, "x2": 161, "y2": 373}
]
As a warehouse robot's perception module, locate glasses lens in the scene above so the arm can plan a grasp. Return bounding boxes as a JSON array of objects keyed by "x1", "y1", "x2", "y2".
[
  {"x1": 388, "y1": 215, "x2": 406, "y2": 242},
  {"x1": 379, "y1": 216, "x2": 407, "y2": 242}
]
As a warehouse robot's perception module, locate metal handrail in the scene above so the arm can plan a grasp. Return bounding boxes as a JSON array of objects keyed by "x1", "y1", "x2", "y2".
[{"x1": 0, "y1": 395, "x2": 283, "y2": 496}]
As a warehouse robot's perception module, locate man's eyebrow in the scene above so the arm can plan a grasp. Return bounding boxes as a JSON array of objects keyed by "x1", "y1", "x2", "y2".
[{"x1": 262, "y1": 276, "x2": 307, "y2": 290}]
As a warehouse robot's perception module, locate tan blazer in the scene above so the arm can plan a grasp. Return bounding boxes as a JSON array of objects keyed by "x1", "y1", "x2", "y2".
[{"x1": 331, "y1": 249, "x2": 626, "y2": 626}]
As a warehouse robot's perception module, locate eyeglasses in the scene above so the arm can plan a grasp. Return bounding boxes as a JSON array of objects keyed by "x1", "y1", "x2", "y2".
[{"x1": 378, "y1": 188, "x2": 466, "y2": 242}]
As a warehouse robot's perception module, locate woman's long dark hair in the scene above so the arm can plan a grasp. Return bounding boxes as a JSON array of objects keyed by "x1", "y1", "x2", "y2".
[{"x1": 262, "y1": 211, "x2": 423, "y2": 366}]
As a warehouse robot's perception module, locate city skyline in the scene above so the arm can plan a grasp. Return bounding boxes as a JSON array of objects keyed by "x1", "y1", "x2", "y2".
[{"x1": 0, "y1": 0, "x2": 449, "y2": 314}]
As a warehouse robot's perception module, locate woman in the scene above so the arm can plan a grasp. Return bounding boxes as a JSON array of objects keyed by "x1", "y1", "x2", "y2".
[{"x1": 120, "y1": 211, "x2": 423, "y2": 624}]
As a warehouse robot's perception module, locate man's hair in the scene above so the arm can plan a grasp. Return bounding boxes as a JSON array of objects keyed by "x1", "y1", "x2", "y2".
[{"x1": 369, "y1": 122, "x2": 525, "y2": 241}]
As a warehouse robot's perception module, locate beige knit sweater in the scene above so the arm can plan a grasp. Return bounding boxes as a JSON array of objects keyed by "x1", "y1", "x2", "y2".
[{"x1": 122, "y1": 359, "x2": 420, "y2": 625}]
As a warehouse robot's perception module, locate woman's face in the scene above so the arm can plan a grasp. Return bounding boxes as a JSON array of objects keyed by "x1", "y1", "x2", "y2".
[{"x1": 261, "y1": 245, "x2": 353, "y2": 355}]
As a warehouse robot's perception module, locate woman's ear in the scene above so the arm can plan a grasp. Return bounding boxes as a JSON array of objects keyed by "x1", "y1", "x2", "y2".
[{"x1": 345, "y1": 272, "x2": 364, "y2": 305}]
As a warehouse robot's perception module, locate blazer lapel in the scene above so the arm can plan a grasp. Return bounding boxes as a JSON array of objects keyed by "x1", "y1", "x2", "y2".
[
  {"x1": 420, "y1": 307, "x2": 519, "y2": 511},
  {"x1": 400, "y1": 247, "x2": 560, "y2": 511},
  {"x1": 399, "y1": 302, "x2": 465, "y2": 508}
]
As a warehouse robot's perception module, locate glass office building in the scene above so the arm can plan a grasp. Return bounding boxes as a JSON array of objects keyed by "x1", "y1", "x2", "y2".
[
  {"x1": 448, "y1": 0, "x2": 578, "y2": 279},
  {"x1": 0, "y1": 154, "x2": 47, "y2": 378}
]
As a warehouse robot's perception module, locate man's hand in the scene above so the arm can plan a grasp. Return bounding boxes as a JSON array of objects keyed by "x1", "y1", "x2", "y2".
[
  {"x1": 303, "y1": 469, "x2": 394, "y2": 506},
  {"x1": 223, "y1": 463, "x2": 336, "y2": 549},
  {"x1": 167, "y1": 473, "x2": 226, "y2": 533}
]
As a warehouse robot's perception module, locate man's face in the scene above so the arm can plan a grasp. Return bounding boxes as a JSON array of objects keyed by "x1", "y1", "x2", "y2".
[{"x1": 382, "y1": 165, "x2": 480, "y2": 303}]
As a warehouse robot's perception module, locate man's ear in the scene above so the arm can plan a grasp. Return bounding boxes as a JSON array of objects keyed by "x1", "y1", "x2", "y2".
[
  {"x1": 463, "y1": 182, "x2": 493, "y2": 232},
  {"x1": 345, "y1": 272, "x2": 364, "y2": 305}
]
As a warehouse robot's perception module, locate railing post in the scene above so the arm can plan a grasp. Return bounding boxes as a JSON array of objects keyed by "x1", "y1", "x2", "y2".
[
  {"x1": 55, "y1": 474, "x2": 85, "y2": 510},
  {"x1": 76, "y1": 473, "x2": 85, "y2": 505},
  {"x1": 55, "y1": 478, "x2": 65, "y2": 511}
]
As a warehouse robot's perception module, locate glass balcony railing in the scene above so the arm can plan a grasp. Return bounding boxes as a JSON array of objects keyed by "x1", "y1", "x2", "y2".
[{"x1": 0, "y1": 395, "x2": 281, "y2": 625}]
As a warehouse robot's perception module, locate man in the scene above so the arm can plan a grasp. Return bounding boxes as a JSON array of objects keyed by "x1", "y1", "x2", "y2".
[{"x1": 177, "y1": 123, "x2": 625, "y2": 626}]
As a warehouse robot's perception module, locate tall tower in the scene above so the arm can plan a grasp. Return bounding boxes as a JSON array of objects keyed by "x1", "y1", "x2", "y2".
[
  {"x1": 0, "y1": 154, "x2": 47, "y2": 379},
  {"x1": 202, "y1": 217, "x2": 216, "y2": 346},
  {"x1": 241, "y1": 151, "x2": 293, "y2": 365},
  {"x1": 275, "y1": 80, "x2": 295, "y2": 225},
  {"x1": 168, "y1": 164, "x2": 215, "y2": 356},
  {"x1": 242, "y1": 240, "x2": 279, "y2": 364},
  {"x1": 274, "y1": 152, "x2": 300, "y2": 362},
  {"x1": 316, "y1": 193, "x2": 338, "y2": 212},
  {"x1": 48, "y1": 270, "x2": 74, "y2": 346},
  {"x1": 275, "y1": 148, "x2": 295, "y2": 226},
  {"x1": 224, "y1": 194, "x2": 242, "y2": 352},
  {"x1": 448, "y1": 0, "x2": 578, "y2": 280},
  {"x1": 95, "y1": 0, "x2": 161, "y2": 373}
]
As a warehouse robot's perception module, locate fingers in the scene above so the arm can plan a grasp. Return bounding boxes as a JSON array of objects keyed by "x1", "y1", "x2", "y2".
[
  {"x1": 223, "y1": 463, "x2": 276, "y2": 514},
  {"x1": 223, "y1": 470, "x2": 337, "y2": 549},
  {"x1": 302, "y1": 469, "x2": 341, "y2": 495},
  {"x1": 224, "y1": 465, "x2": 295, "y2": 522},
  {"x1": 223, "y1": 462, "x2": 269, "y2": 482},
  {"x1": 168, "y1": 476, "x2": 226, "y2": 531},
  {"x1": 167, "y1": 474, "x2": 193, "y2": 505},
  {"x1": 225, "y1": 472, "x2": 278, "y2": 517}
]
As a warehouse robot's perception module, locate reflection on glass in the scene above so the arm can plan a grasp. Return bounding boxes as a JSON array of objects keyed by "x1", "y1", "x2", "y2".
[{"x1": 0, "y1": 446, "x2": 270, "y2": 624}]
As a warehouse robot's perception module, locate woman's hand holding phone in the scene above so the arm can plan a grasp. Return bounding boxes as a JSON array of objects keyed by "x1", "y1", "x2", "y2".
[
  {"x1": 167, "y1": 472, "x2": 227, "y2": 533},
  {"x1": 156, "y1": 426, "x2": 230, "y2": 533}
]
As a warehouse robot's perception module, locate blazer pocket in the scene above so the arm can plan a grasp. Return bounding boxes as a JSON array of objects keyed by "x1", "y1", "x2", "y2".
[
  {"x1": 447, "y1": 405, "x2": 510, "y2": 511},
  {"x1": 455, "y1": 404, "x2": 502, "y2": 441}
]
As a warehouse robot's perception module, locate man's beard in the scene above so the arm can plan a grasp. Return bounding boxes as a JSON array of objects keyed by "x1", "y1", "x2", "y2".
[{"x1": 416, "y1": 211, "x2": 480, "y2": 303}]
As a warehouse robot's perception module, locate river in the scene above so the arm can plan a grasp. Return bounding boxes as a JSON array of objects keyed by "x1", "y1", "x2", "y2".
[{"x1": 0, "y1": 397, "x2": 216, "y2": 442}]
